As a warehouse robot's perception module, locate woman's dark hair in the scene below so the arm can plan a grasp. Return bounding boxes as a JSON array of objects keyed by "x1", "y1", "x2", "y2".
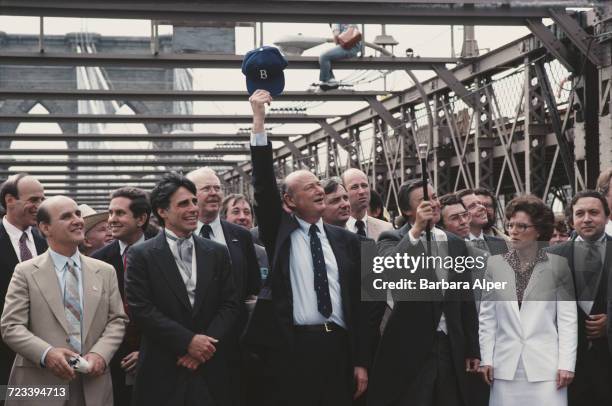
[
  {"x1": 150, "y1": 172, "x2": 197, "y2": 227},
  {"x1": 504, "y1": 195, "x2": 554, "y2": 241}
]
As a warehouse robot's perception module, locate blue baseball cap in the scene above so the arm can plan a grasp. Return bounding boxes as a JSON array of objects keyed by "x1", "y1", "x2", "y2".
[{"x1": 241, "y1": 46, "x2": 288, "y2": 96}]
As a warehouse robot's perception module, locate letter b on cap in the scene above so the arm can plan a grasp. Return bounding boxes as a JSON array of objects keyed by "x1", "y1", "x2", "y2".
[{"x1": 259, "y1": 69, "x2": 268, "y2": 79}]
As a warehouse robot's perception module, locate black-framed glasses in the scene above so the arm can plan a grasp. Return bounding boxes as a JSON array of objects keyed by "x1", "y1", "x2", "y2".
[{"x1": 504, "y1": 222, "x2": 536, "y2": 233}]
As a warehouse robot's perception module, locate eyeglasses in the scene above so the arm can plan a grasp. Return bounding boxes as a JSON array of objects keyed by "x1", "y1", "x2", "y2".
[{"x1": 504, "y1": 222, "x2": 536, "y2": 233}]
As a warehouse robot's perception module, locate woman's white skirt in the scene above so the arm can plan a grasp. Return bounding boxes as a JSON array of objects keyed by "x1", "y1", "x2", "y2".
[{"x1": 489, "y1": 359, "x2": 567, "y2": 406}]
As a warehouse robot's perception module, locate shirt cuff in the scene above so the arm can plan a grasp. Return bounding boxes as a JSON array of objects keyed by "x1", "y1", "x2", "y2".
[
  {"x1": 408, "y1": 229, "x2": 422, "y2": 245},
  {"x1": 41, "y1": 346, "x2": 52, "y2": 367},
  {"x1": 250, "y1": 132, "x2": 268, "y2": 146}
]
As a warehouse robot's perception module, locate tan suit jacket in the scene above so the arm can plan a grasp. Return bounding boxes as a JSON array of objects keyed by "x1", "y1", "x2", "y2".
[
  {"x1": 367, "y1": 216, "x2": 393, "y2": 242},
  {"x1": 0, "y1": 251, "x2": 127, "y2": 406}
]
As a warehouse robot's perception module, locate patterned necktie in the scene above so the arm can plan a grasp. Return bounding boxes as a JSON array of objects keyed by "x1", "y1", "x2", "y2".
[
  {"x1": 200, "y1": 224, "x2": 213, "y2": 240},
  {"x1": 355, "y1": 220, "x2": 367, "y2": 237},
  {"x1": 19, "y1": 232, "x2": 33, "y2": 262},
  {"x1": 473, "y1": 238, "x2": 488, "y2": 252},
  {"x1": 63, "y1": 259, "x2": 82, "y2": 353},
  {"x1": 309, "y1": 224, "x2": 332, "y2": 318},
  {"x1": 171, "y1": 236, "x2": 193, "y2": 279},
  {"x1": 122, "y1": 245, "x2": 131, "y2": 314}
]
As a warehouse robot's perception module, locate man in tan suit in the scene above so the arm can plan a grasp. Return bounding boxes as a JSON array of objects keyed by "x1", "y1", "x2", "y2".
[
  {"x1": 1, "y1": 196, "x2": 127, "y2": 406},
  {"x1": 342, "y1": 168, "x2": 393, "y2": 241}
]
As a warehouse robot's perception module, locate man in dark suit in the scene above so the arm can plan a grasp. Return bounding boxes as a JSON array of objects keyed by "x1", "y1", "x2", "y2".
[
  {"x1": 125, "y1": 173, "x2": 238, "y2": 406},
  {"x1": 244, "y1": 89, "x2": 371, "y2": 406},
  {"x1": 367, "y1": 180, "x2": 480, "y2": 406},
  {"x1": 0, "y1": 173, "x2": 47, "y2": 386},
  {"x1": 92, "y1": 187, "x2": 151, "y2": 406},
  {"x1": 457, "y1": 189, "x2": 507, "y2": 254},
  {"x1": 186, "y1": 167, "x2": 261, "y2": 406},
  {"x1": 548, "y1": 190, "x2": 612, "y2": 406}
]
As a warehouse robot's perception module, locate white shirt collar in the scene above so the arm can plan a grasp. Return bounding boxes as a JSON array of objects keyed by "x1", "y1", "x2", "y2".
[
  {"x1": 2, "y1": 216, "x2": 33, "y2": 240},
  {"x1": 468, "y1": 231, "x2": 485, "y2": 240},
  {"x1": 119, "y1": 233, "x2": 145, "y2": 255},
  {"x1": 295, "y1": 216, "x2": 325, "y2": 235},
  {"x1": 164, "y1": 228, "x2": 193, "y2": 242},
  {"x1": 575, "y1": 232, "x2": 607, "y2": 243},
  {"x1": 347, "y1": 214, "x2": 368, "y2": 230},
  {"x1": 48, "y1": 247, "x2": 81, "y2": 271},
  {"x1": 197, "y1": 214, "x2": 221, "y2": 234}
]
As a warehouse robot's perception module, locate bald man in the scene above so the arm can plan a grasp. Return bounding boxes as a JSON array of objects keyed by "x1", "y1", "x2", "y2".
[
  {"x1": 0, "y1": 173, "x2": 48, "y2": 386},
  {"x1": 1, "y1": 196, "x2": 127, "y2": 406},
  {"x1": 244, "y1": 89, "x2": 372, "y2": 406},
  {"x1": 186, "y1": 167, "x2": 260, "y2": 406},
  {"x1": 342, "y1": 168, "x2": 392, "y2": 241}
]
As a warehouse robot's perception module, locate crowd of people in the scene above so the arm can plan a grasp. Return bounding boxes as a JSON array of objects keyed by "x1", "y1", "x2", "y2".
[{"x1": 0, "y1": 91, "x2": 611, "y2": 406}]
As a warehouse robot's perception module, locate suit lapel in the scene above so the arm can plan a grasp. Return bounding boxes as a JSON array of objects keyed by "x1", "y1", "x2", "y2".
[
  {"x1": 325, "y1": 225, "x2": 351, "y2": 321},
  {"x1": 81, "y1": 256, "x2": 102, "y2": 342},
  {"x1": 0, "y1": 223, "x2": 19, "y2": 267},
  {"x1": 31, "y1": 253, "x2": 70, "y2": 334},
  {"x1": 152, "y1": 234, "x2": 192, "y2": 311},
  {"x1": 193, "y1": 238, "x2": 213, "y2": 315},
  {"x1": 32, "y1": 228, "x2": 48, "y2": 256}
]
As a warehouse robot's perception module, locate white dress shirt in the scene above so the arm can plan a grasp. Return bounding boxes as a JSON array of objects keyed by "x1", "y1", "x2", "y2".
[
  {"x1": 195, "y1": 217, "x2": 227, "y2": 247},
  {"x1": 468, "y1": 231, "x2": 485, "y2": 241},
  {"x1": 346, "y1": 214, "x2": 368, "y2": 235},
  {"x1": 118, "y1": 234, "x2": 145, "y2": 256},
  {"x1": 165, "y1": 229, "x2": 197, "y2": 306},
  {"x1": 606, "y1": 219, "x2": 612, "y2": 237},
  {"x1": 2, "y1": 216, "x2": 38, "y2": 261},
  {"x1": 407, "y1": 225, "x2": 449, "y2": 334},
  {"x1": 41, "y1": 249, "x2": 83, "y2": 364},
  {"x1": 251, "y1": 131, "x2": 345, "y2": 327},
  {"x1": 290, "y1": 217, "x2": 345, "y2": 327}
]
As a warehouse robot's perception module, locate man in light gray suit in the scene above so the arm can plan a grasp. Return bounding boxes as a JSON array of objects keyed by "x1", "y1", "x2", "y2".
[{"x1": 1, "y1": 196, "x2": 127, "y2": 406}]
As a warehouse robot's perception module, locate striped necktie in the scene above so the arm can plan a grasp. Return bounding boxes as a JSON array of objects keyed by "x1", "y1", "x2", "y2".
[{"x1": 63, "y1": 259, "x2": 82, "y2": 353}]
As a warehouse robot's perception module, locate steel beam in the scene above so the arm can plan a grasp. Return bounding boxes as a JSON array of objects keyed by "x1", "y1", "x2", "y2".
[
  {"x1": 223, "y1": 31, "x2": 548, "y2": 180},
  {"x1": 0, "y1": 52, "x2": 455, "y2": 70},
  {"x1": 0, "y1": 158, "x2": 239, "y2": 166},
  {"x1": 43, "y1": 184, "x2": 155, "y2": 190},
  {"x1": 0, "y1": 89, "x2": 395, "y2": 102},
  {"x1": 548, "y1": 9, "x2": 605, "y2": 66},
  {"x1": 0, "y1": 170, "x2": 193, "y2": 177},
  {"x1": 0, "y1": 1, "x2": 557, "y2": 25},
  {"x1": 0, "y1": 133, "x2": 293, "y2": 142},
  {"x1": 1, "y1": 148, "x2": 250, "y2": 156},
  {"x1": 431, "y1": 66, "x2": 480, "y2": 109},
  {"x1": 0, "y1": 114, "x2": 340, "y2": 124},
  {"x1": 526, "y1": 19, "x2": 579, "y2": 72},
  {"x1": 533, "y1": 62, "x2": 575, "y2": 193}
]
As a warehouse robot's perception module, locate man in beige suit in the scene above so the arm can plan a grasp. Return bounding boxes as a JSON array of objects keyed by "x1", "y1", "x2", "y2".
[
  {"x1": 342, "y1": 168, "x2": 393, "y2": 241},
  {"x1": 1, "y1": 196, "x2": 127, "y2": 406}
]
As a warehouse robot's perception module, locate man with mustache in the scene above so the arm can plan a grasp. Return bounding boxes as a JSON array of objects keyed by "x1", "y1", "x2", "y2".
[
  {"x1": 548, "y1": 190, "x2": 612, "y2": 406},
  {"x1": 1, "y1": 196, "x2": 127, "y2": 406},
  {"x1": 244, "y1": 89, "x2": 372, "y2": 406},
  {"x1": 186, "y1": 168, "x2": 260, "y2": 406},
  {"x1": 0, "y1": 173, "x2": 48, "y2": 387},
  {"x1": 125, "y1": 173, "x2": 238, "y2": 406},
  {"x1": 342, "y1": 168, "x2": 392, "y2": 241}
]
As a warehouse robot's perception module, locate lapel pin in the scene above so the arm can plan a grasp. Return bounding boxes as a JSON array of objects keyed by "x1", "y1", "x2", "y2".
[{"x1": 93, "y1": 286, "x2": 98, "y2": 291}]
